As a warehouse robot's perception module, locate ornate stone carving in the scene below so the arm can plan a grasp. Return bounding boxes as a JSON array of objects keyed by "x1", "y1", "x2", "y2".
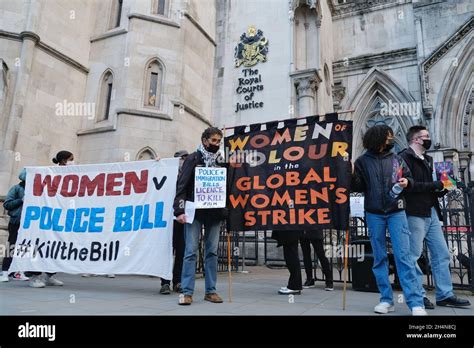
[
  {"x1": 421, "y1": 17, "x2": 473, "y2": 108},
  {"x1": 289, "y1": 0, "x2": 320, "y2": 22},
  {"x1": 291, "y1": 68, "x2": 322, "y2": 99},
  {"x1": 289, "y1": 0, "x2": 318, "y2": 12},
  {"x1": 462, "y1": 88, "x2": 473, "y2": 150},
  {"x1": 295, "y1": 77, "x2": 317, "y2": 97},
  {"x1": 332, "y1": 80, "x2": 346, "y2": 110},
  {"x1": 328, "y1": 0, "x2": 405, "y2": 18},
  {"x1": 333, "y1": 47, "x2": 417, "y2": 72},
  {"x1": 422, "y1": 17, "x2": 473, "y2": 74}
]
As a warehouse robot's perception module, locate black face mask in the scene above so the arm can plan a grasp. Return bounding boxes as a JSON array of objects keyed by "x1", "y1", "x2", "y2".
[
  {"x1": 421, "y1": 139, "x2": 432, "y2": 150},
  {"x1": 206, "y1": 144, "x2": 220, "y2": 153},
  {"x1": 385, "y1": 140, "x2": 395, "y2": 152}
]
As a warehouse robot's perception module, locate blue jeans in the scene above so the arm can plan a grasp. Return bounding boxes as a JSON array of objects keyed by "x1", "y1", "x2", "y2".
[
  {"x1": 181, "y1": 214, "x2": 221, "y2": 296},
  {"x1": 366, "y1": 211, "x2": 424, "y2": 309},
  {"x1": 407, "y1": 208, "x2": 454, "y2": 301}
]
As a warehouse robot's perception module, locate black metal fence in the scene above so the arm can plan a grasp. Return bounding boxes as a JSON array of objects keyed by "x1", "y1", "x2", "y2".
[{"x1": 209, "y1": 184, "x2": 474, "y2": 293}]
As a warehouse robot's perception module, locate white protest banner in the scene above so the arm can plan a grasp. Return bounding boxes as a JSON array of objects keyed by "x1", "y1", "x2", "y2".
[
  {"x1": 9, "y1": 159, "x2": 179, "y2": 279},
  {"x1": 194, "y1": 167, "x2": 227, "y2": 209}
]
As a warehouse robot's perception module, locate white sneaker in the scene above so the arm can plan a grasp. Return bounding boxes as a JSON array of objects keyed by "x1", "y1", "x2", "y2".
[
  {"x1": 106, "y1": 274, "x2": 115, "y2": 278},
  {"x1": 278, "y1": 287, "x2": 301, "y2": 295},
  {"x1": 412, "y1": 306, "x2": 428, "y2": 316},
  {"x1": 374, "y1": 302, "x2": 395, "y2": 314},
  {"x1": 11, "y1": 272, "x2": 29, "y2": 281},
  {"x1": 0, "y1": 271, "x2": 9, "y2": 282},
  {"x1": 81, "y1": 273, "x2": 91, "y2": 277},
  {"x1": 29, "y1": 276, "x2": 46, "y2": 288},
  {"x1": 46, "y1": 275, "x2": 64, "y2": 286}
]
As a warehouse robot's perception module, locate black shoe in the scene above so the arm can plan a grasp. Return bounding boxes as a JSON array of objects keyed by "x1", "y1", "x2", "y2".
[
  {"x1": 423, "y1": 297, "x2": 435, "y2": 310},
  {"x1": 436, "y1": 296, "x2": 471, "y2": 308},
  {"x1": 173, "y1": 283, "x2": 183, "y2": 293},
  {"x1": 325, "y1": 282, "x2": 334, "y2": 291},
  {"x1": 159, "y1": 284, "x2": 171, "y2": 295},
  {"x1": 303, "y1": 279, "x2": 315, "y2": 289}
]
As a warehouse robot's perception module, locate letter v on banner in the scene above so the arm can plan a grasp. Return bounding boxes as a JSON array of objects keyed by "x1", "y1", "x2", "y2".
[{"x1": 8, "y1": 159, "x2": 180, "y2": 278}]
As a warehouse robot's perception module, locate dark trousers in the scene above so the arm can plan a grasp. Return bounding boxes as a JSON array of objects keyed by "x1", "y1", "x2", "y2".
[
  {"x1": 2, "y1": 223, "x2": 19, "y2": 272},
  {"x1": 300, "y1": 238, "x2": 333, "y2": 282},
  {"x1": 25, "y1": 272, "x2": 56, "y2": 277},
  {"x1": 283, "y1": 240, "x2": 302, "y2": 290},
  {"x1": 161, "y1": 221, "x2": 185, "y2": 286}
]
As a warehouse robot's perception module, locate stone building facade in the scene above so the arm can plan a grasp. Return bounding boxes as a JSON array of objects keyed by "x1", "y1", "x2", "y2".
[
  {"x1": 0, "y1": 0, "x2": 216, "y2": 197},
  {"x1": 213, "y1": 0, "x2": 473, "y2": 182}
]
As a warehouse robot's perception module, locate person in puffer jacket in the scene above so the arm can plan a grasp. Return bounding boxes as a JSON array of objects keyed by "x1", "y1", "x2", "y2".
[
  {"x1": 351, "y1": 124, "x2": 426, "y2": 316},
  {"x1": 1, "y1": 169, "x2": 29, "y2": 282}
]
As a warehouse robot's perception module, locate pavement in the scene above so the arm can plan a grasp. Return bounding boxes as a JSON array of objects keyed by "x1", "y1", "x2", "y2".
[{"x1": 1, "y1": 266, "x2": 473, "y2": 316}]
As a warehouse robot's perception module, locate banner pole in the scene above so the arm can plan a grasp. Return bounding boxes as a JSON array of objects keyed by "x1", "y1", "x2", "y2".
[
  {"x1": 223, "y1": 124, "x2": 232, "y2": 303},
  {"x1": 342, "y1": 109, "x2": 354, "y2": 310},
  {"x1": 228, "y1": 231, "x2": 232, "y2": 302},
  {"x1": 343, "y1": 227, "x2": 349, "y2": 310}
]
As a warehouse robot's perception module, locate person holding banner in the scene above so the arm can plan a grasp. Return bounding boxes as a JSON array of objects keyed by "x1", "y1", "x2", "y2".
[
  {"x1": 174, "y1": 127, "x2": 226, "y2": 305},
  {"x1": 273, "y1": 229, "x2": 304, "y2": 294},
  {"x1": 351, "y1": 125, "x2": 427, "y2": 316},
  {"x1": 300, "y1": 229, "x2": 333, "y2": 291},
  {"x1": 1, "y1": 169, "x2": 29, "y2": 282},
  {"x1": 159, "y1": 150, "x2": 188, "y2": 295},
  {"x1": 24, "y1": 151, "x2": 72, "y2": 287},
  {"x1": 400, "y1": 126, "x2": 470, "y2": 309}
]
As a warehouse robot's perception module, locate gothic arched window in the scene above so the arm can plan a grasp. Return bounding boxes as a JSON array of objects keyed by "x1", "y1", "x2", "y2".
[
  {"x1": 152, "y1": 0, "x2": 168, "y2": 16},
  {"x1": 97, "y1": 71, "x2": 114, "y2": 122},
  {"x1": 144, "y1": 59, "x2": 164, "y2": 108}
]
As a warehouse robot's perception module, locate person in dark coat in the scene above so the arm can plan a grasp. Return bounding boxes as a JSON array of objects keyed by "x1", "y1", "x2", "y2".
[
  {"x1": 272, "y1": 230, "x2": 303, "y2": 294},
  {"x1": 352, "y1": 125, "x2": 426, "y2": 316},
  {"x1": 400, "y1": 126, "x2": 470, "y2": 309},
  {"x1": 174, "y1": 127, "x2": 227, "y2": 305},
  {"x1": 299, "y1": 229, "x2": 333, "y2": 290}
]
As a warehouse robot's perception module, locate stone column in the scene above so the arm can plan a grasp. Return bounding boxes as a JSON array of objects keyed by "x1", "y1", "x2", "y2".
[
  {"x1": 291, "y1": 69, "x2": 322, "y2": 117},
  {"x1": 304, "y1": 22, "x2": 312, "y2": 68},
  {"x1": 458, "y1": 150, "x2": 472, "y2": 183},
  {"x1": 1, "y1": 0, "x2": 42, "y2": 195},
  {"x1": 0, "y1": 60, "x2": 8, "y2": 127},
  {"x1": 315, "y1": 14, "x2": 322, "y2": 69},
  {"x1": 295, "y1": 77, "x2": 316, "y2": 117},
  {"x1": 469, "y1": 152, "x2": 474, "y2": 184}
]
